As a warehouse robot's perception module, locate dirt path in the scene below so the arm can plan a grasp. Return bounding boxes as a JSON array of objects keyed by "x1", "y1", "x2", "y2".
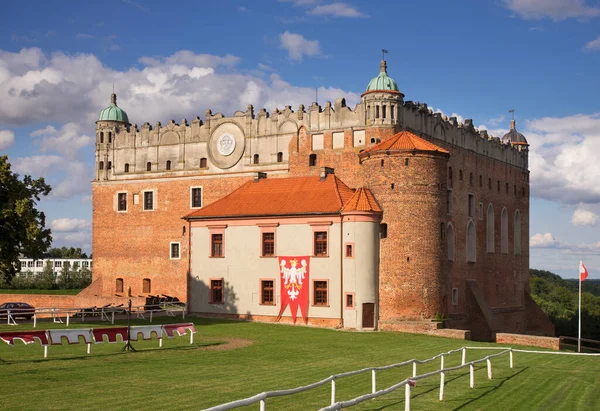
[{"x1": 201, "y1": 338, "x2": 253, "y2": 351}]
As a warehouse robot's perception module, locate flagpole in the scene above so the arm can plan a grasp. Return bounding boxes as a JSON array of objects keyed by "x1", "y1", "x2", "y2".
[{"x1": 578, "y1": 270, "x2": 582, "y2": 353}]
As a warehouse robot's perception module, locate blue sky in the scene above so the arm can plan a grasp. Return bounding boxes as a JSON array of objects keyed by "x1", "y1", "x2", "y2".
[{"x1": 0, "y1": 0, "x2": 599, "y2": 278}]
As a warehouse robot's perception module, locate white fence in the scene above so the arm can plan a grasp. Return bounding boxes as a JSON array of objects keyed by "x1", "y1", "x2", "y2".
[
  {"x1": 2, "y1": 303, "x2": 187, "y2": 327},
  {"x1": 203, "y1": 346, "x2": 600, "y2": 411}
]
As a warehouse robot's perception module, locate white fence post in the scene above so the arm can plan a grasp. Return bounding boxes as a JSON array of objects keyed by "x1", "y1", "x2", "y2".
[
  {"x1": 462, "y1": 348, "x2": 466, "y2": 365},
  {"x1": 150, "y1": 310, "x2": 153, "y2": 322},
  {"x1": 469, "y1": 363, "x2": 474, "y2": 388},
  {"x1": 260, "y1": 399, "x2": 266, "y2": 411},
  {"x1": 487, "y1": 358, "x2": 492, "y2": 379},
  {"x1": 331, "y1": 379, "x2": 336, "y2": 406},
  {"x1": 405, "y1": 383, "x2": 411, "y2": 411},
  {"x1": 87, "y1": 343, "x2": 91, "y2": 354},
  {"x1": 439, "y1": 371, "x2": 445, "y2": 401},
  {"x1": 111, "y1": 311, "x2": 115, "y2": 325},
  {"x1": 441, "y1": 354, "x2": 444, "y2": 370},
  {"x1": 412, "y1": 361, "x2": 417, "y2": 378},
  {"x1": 33, "y1": 313, "x2": 37, "y2": 328},
  {"x1": 67, "y1": 313, "x2": 70, "y2": 327},
  {"x1": 44, "y1": 345, "x2": 48, "y2": 359},
  {"x1": 372, "y1": 369, "x2": 376, "y2": 394},
  {"x1": 510, "y1": 349, "x2": 513, "y2": 369}
]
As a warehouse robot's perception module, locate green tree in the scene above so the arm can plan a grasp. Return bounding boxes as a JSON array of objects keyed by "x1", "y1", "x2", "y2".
[
  {"x1": 57, "y1": 261, "x2": 72, "y2": 289},
  {"x1": 0, "y1": 155, "x2": 52, "y2": 282},
  {"x1": 35, "y1": 261, "x2": 56, "y2": 290}
]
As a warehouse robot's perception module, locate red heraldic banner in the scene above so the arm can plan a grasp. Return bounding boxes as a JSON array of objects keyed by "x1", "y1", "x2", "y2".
[{"x1": 277, "y1": 256, "x2": 310, "y2": 324}]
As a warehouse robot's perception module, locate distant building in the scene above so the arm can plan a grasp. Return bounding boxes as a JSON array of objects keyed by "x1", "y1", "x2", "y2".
[
  {"x1": 17, "y1": 258, "x2": 93, "y2": 277},
  {"x1": 88, "y1": 59, "x2": 554, "y2": 339}
]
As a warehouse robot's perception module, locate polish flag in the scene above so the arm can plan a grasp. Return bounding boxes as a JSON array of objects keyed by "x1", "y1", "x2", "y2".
[{"x1": 580, "y1": 261, "x2": 589, "y2": 282}]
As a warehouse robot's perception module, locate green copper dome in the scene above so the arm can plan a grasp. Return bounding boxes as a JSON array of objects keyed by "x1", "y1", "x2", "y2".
[
  {"x1": 366, "y1": 60, "x2": 399, "y2": 92},
  {"x1": 98, "y1": 93, "x2": 130, "y2": 123}
]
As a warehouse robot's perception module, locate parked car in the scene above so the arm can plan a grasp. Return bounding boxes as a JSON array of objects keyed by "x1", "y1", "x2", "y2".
[{"x1": 0, "y1": 302, "x2": 35, "y2": 320}]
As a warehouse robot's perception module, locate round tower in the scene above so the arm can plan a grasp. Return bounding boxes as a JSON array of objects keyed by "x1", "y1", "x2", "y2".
[
  {"x1": 361, "y1": 60, "x2": 404, "y2": 142},
  {"x1": 95, "y1": 93, "x2": 130, "y2": 181},
  {"x1": 359, "y1": 131, "x2": 450, "y2": 321}
]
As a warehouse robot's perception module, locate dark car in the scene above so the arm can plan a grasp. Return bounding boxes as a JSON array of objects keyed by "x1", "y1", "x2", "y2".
[{"x1": 0, "y1": 302, "x2": 35, "y2": 320}]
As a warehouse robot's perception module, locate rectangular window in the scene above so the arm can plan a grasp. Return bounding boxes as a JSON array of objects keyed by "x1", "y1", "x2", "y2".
[
  {"x1": 452, "y1": 288, "x2": 458, "y2": 305},
  {"x1": 262, "y1": 232, "x2": 275, "y2": 257},
  {"x1": 314, "y1": 231, "x2": 328, "y2": 256},
  {"x1": 479, "y1": 202, "x2": 484, "y2": 220},
  {"x1": 260, "y1": 280, "x2": 274, "y2": 305},
  {"x1": 468, "y1": 194, "x2": 474, "y2": 218},
  {"x1": 345, "y1": 292, "x2": 355, "y2": 309},
  {"x1": 36, "y1": 260, "x2": 43, "y2": 267},
  {"x1": 28, "y1": 261, "x2": 34, "y2": 267},
  {"x1": 210, "y1": 279, "x2": 224, "y2": 304},
  {"x1": 380, "y1": 223, "x2": 388, "y2": 239},
  {"x1": 211, "y1": 234, "x2": 223, "y2": 257},
  {"x1": 345, "y1": 243, "x2": 354, "y2": 258},
  {"x1": 55, "y1": 261, "x2": 62, "y2": 268},
  {"x1": 116, "y1": 278, "x2": 124, "y2": 293},
  {"x1": 143, "y1": 278, "x2": 151, "y2": 294},
  {"x1": 313, "y1": 281, "x2": 328, "y2": 306},
  {"x1": 118, "y1": 192, "x2": 127, "y2": 212},
  {"x1": 191, "y1": 187, "x2": 203, "y2": 208},
  {"x1": 170, "y1": 242, "x2": 180, "y2": 259},
  {"x1": 143, "y1": 191, "x2": 154, "y2": 211}
]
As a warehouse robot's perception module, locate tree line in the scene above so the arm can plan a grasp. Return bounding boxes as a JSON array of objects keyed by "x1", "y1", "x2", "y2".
[
  {"x1": 2, "y1": 260, "x2": 92, "y2": 290},
  {"x1": 530, "y1": 269, "x2": 600, "y2": 340}
]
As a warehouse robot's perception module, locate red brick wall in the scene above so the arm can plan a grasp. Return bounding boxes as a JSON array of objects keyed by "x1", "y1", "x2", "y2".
[{"x1": 496, "y1": 333, "x2": 560, "y2": 350}]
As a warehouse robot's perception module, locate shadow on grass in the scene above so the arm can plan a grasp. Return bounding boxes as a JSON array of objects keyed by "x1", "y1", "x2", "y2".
[
  {"x1": 351, "y1": 366, "x2": 528, "y2": 411},
  {"x1": 0, "y1": 340, "x2": 226, "y2": 365}
]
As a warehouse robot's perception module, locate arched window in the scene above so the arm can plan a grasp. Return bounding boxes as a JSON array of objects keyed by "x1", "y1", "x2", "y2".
[
  {"x1": 376, "y1": 106, "x2": 380, "y2": 118},
  {"x1": 200, "y1": 158, "x2": 207, "y2": 168},
  {"x1": 382, "y1": 105, "x2": 387, "y2": 119},
  {"x1": 99, "y1": 161, "x2": 104, "y2": 170},
  {"x1": 469, "y1": 173, "x2": 473, "y2": 185},
  {"x1": 108, "y1": 132, "x2": 112, "y2": 143},
  {"x1": 447, "y1": 224, "x2": 455, "y2": 262},
  {"x1": 514, "y1": 210, "x2": 521, "y2": 255},
  {"x1": 107, "y1": 161, "x2": 112, "y2": 170},
  {"x1": 459, "y1": 169, "x2": 463, "y2": 181},
  {"x1": 146, "y1": 162, "x2": 151, "y2": 171},
  {"x1": 466, "y1": 220, "x2": 476, "y2": 263},
  {"x1": 501, "y1": 207, "x2": 508, "y2": 254},
  {"x1": 486, "y1": 204, "x2": 495, "y2": 253},
  {"x1": 367, "y1": 105, "x2": 370, "y2": 119},
  {"x1": 124, "y1": 163, "x2": 129, "y2": 173},
  {"x1": 448, "y1": 167, "x2": 453, "y2": 187},
  {"x1": 166, "y1": 160, "x2": 171, "y2": 170},
  {"x1": 253, "y1": 154, "x2": 259, "y2": 164},
  {"x1": 479, "y1": 175, "x2": 482, "y2": 187},
  {"x1": 277, "y1": 152, "x2": 283, "y2": 163},
  {"x1": 100, "y1": 132, "x2": 104, "y2": 143},
  {"x1": 309, "y1": 153, "x2": 317, "y2": 167},
  {"x1": 488, "y1": 178, "x2": 492, "y2": 190}
]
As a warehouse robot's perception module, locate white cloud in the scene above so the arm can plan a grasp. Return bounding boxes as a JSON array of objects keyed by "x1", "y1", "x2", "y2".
[
  {"x1": 279, "y1": 31, "x2": 321, "y2": 61},
  {"x1": 584, "y1": 36, "x2": 600, "y2": 51},
  {"x1": 50, "y1": 218, "x2": 91, "y2": 232},
  {"x1": 530, "y1": 232, "x2": 560, "y2": 247},
  {"x1": 76, "y1": 33, "x2": 96, "y2": 40},
  {"x1": 487, "y1": 115, "x2": 505, "y2": 126},
  {"x1": 0, "y1": 129, "x2": 15, "y2": 150},
  {"x1": 280, "y1": 0, "x2": 320, "y2": 6},
  {"x1": 572, "y1": 206, "x2": 599, "y2": 226},
  {"x1": 30, "y1": 122, "x2": 94, "y2": 159},
  {"x1": 309, "y1": 3, "x2": 366, "y2": 18},
  {"x1": 525, "y1": 113, "x2": 600, "y2": 203},
  {"x1": 503, "y1": 0, "x2": 600, "y2": 21}
]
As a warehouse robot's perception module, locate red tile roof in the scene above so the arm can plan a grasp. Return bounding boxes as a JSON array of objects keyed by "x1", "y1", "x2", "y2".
[
  {"x1": 185, "y1": 174, "x2": 367, "y2": 219},
  {"x1": 341, "y1": 187, "x2": 382, "y2": 212},
  {"x1": 361, "y1": 130, "x2": 449, "y2": 155}
]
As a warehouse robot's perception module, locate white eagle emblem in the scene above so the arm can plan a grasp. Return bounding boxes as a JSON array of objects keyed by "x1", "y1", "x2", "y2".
[{"x1": 280, "y1": 259, "x2": 307, "y2": 301}]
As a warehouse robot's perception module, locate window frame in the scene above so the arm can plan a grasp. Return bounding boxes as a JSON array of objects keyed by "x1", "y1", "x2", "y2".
[
  {"x1": 209, "y1": 278, "x2": 224, "y2": 304},
  {"x1": 452, "y1": 288, "x2": 458, "y2": 305},
  {"x1": 313, "y1": 231, "x2": 328, "y2": 257},
  {"x1": 143, "y1": 190, "x2": 155, "y2": 211},
  {"x1": 261, "y1": 232, "x2": 276, "y2": 257},
  {"x1": 344, "y1": 242, "x2": 354, "y2": 259},
  {"x1": 143, "y1": 278, "x2": 151, "y2": 294},
  {"x1": 117, "y1": 191, "x2": 127, "y2": 212},
  {"x1": 344, "y1": 292, "x2": 355, "y2": 309},
  {"x1": 116, "y1": 278, "x2": 124, "y2": 294},
  {"x1": 260, "y1": 279, "x2": 275, "y2": 305},
  {"x1": 190, "y1": 186, "x2": 203, "y2": 209},
  {"x1": 170, "y1": 242, "x2": 181, "y2": 260},
  {"x1": 312, "y1": 279, "x2": 329, "y2": 307}
]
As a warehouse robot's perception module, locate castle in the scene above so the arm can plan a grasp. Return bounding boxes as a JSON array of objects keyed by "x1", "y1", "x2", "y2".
[{"x1": 91, "y1": 60, "x2": 554, "y2": 340}]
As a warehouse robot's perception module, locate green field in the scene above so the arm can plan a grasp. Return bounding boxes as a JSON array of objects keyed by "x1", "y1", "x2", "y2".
[{"x1": 0, "y1": 317, "x2": 598, "y2": 410}]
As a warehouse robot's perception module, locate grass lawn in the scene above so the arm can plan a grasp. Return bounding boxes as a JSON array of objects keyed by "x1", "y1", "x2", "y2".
[
  {"x1": 0, "y1": 289, "x2": 81, "y2": 295},
  {"x1": 0, "y1": 317, "x2": 598, "y2": 410}
]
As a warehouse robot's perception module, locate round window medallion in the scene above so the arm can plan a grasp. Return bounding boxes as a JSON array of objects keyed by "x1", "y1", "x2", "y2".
[{"x1": 216, "y1": 133, "x2": 236, "y2": 156}]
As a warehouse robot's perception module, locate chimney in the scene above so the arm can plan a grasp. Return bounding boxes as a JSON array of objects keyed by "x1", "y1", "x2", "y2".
[
  {"x1": 320, "y1": 167, "x2": 334, "y2": 181},
  {"x1": 510, "y1": 119, "x2": 516, "y2": 130},
  {"x1": 253, "y1": 172, "x2": 267, "y2": 182}
]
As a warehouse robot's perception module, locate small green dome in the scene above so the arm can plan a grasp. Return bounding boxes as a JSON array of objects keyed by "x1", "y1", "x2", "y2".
[
  {"x1": 98, "y1": 93, "x2": 130, "y2": 123},
  {"x1": 366, "y1": 60, "x2": 399, "y2": 92}
]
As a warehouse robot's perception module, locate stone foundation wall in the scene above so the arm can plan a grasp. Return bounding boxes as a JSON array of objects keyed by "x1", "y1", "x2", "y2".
[{"x1": 496, "y1": 333, "x2": 560, "y2": 350}]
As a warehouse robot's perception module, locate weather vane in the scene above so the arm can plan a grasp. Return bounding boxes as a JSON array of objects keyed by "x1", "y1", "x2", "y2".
[
  {"x1": 382, "y1": 49, "x2": 388, "y2": 60},
  {"x1": 509, "y1": 109, "x2": 515, "y2": 120}
]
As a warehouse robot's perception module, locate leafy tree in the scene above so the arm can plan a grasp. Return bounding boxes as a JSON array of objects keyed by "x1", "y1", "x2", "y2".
[
  {"x1": 46, "y1": 246, "x2": 88, "y2": 259},
  {"x1": 0, "y1": 155, "x2": 52, "y2": 282},
  {"x1": 35, "y1": 261, "x2": 56, "y2": 290}
]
